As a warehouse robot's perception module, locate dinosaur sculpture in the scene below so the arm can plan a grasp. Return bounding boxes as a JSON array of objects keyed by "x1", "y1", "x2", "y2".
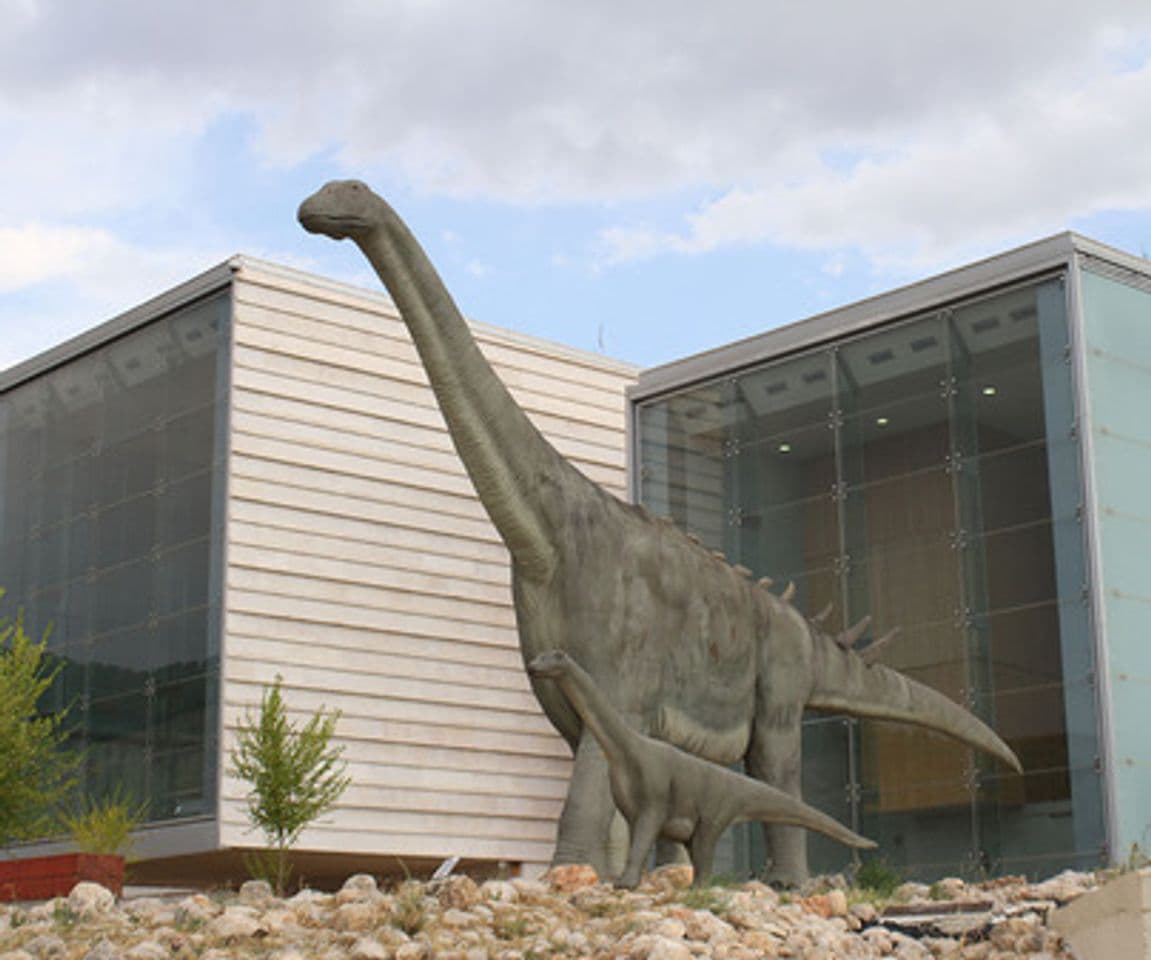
[
  {"x1": 527, "y1": 650, "x2": 877, "y2": 887},
  {"x1": 297, "y1": 180, "x2": 1022, "y2": 883}
]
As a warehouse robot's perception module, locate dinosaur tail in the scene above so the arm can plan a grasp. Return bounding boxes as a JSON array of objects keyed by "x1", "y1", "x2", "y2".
[
  {"x1": 744, "y1": 783, "x2": 877, "y2": 850},
  {"x1": 807, "y1": 632, "x2": 1023, "y2": 773}
]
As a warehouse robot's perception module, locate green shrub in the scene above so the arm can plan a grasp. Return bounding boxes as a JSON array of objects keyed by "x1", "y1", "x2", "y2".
[
  {"x1": 63, "y1": 787, "x2": 148, "y2": 857},
  {"x1": 228, "y1": 675, "x2": 350, "y2": 895},
  {"x1": 0, "y1": 594, "x2": 77, "y2": 846},
  {"x1": 854, "y1": 857, "x2": 902, "y2": 898}
]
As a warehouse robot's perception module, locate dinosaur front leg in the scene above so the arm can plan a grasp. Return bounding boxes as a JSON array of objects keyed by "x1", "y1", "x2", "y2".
[
  {"x1": 552, "y1": 729, "x2": 620, "y2": 879},
  {"x1": 616, "y1": 806, "x2": 664, "y2": 889},
  {"x1": 747, "y1": 715, "x2": 809, "y2": 885}
]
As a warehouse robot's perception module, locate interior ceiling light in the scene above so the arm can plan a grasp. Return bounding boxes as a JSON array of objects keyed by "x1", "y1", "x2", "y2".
[
  {"x1": 778, "y1": 442, "x2": 792, "y2": 453},
  {"x1": 876, "y1": 416, "x2": 890, "y2": 427},
  {"x1": 982, "y1": 385, "x2": 998, "y2": 397}
]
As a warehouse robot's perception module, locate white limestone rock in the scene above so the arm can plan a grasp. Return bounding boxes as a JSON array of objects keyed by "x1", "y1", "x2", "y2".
[
  {"x1": 207, "y1": 905, "x2": 262, "y2": 941},
  {"x1": 125, "y1": 941, "x2": 169, "y2": 960},
  {"x1": 336, "y1": 874, "x2": 382, "y2": 905},
  {"x1": 238, "y1": 879, "x2": 275, "y2": 907},
  {"x1": 348, "y1": 937, "x2": 389, "y2": 960},
  {"x1": 67, "y1": 882, "x2": 115, "y2": 918}
]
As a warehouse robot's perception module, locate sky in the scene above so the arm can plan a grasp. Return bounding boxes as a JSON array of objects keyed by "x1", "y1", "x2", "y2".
[{"x1": 2, "y1": 1, "x2": 1151, "y2": 373}]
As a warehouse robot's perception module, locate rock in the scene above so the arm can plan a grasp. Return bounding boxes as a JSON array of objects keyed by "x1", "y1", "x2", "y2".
[
  {"x1": 67, "y1": 882, "x2": 115, "y2": 917},
  {"x1": 349, "y1": 937, "x2": 389, "y2": 960},
  {"x1": 175, "y1": 894, "x2": 218, "y2": 926},
  {"x1": 238, "y1": 879, "x2": 275, "y2": 907},
  {"x1": 933, "y1": 876, "x2": 966, "y2": 900},
  {"x1": 125, "y1": 942, "x2": 169, "y2": 960},
  {"x1": 394, "y1": 943, "x2": 431, "y2": 960},
  {"x1": 645, "y1": 936, "x2": 694, "y2": 960},
  {"x1": 334, "y1": 901, "x2": 378, "y2": 931},
  {"x1": 337, "y1": 873, "x2": 382, "y2": 905},
  {"x1": 922, "y1": 935, "x2": 962, "y2": 957},
  {"x1": 800, "y1": 890, "x2": 847, "y2": 918},
  {"x1": 639, "y1": 864, "x2": 694, "y2": 893},
  {"x1": 894, "y1": 881, "x2": 931, "y2": 902},
  {"x1": 677, "y1": 907, "x2": 735, "y2": 943},
  {"x1": 81, "y1": 940, "x2": 120, "y2": 960},
  {"x1": 0, "y1": 951, "x2": 34, "y2": 960},
  {"x1": 990, "y1": 914, "x2": 1045, "y2": 952},
  {"x1": 207, "y1": 905, "x2": 262, "y2": 941},
  {"x1": 123, "y1": 897, "x2": 175, "y2": 924},
  {"x1": 440, "y1": 908, "x2": 476, "y2": 929},
  {"x1": 479, "y1": 880, "x2": 518, "y2": 902},
  {"x1": 1029, "y1": 868, "x2": 1095, "y2": 903},
  {"x1": 20, "y1": 936, "x2": 65, "y2": 959},
  {"x1": 436, "y1": 874, "x2": 481, "y2": 910},
  {"x1": 542, "y1": 863, "x2": 599, "y2": 892},
  {"x1": 509, "y1": 878, "x2": 549, "y2": 902},
  {"x1": 259, "y1": 907, "x2": 298, "y2": 935}
]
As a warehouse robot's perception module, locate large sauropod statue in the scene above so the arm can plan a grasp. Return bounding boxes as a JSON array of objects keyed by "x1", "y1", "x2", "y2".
[
  {"x1": 527, "y1": 650, "x2": 877, "y2": 887},
  {"x1": 298, "y1": 180, "x2": 1021, "y2": 883}
]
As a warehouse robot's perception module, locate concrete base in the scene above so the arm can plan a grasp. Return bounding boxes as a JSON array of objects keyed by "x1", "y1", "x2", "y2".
[{"x1": 1051, "y1": 868, "x2": 1151, "y2": 960}]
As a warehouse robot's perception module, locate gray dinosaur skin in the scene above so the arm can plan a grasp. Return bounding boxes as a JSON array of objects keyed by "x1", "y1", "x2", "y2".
[
  {"x1": 298, "y1": 180, "x2": 1023, "y2": 884},
  {"x1": 527, "y1": 650, "x2": 877, "y2": 888}
]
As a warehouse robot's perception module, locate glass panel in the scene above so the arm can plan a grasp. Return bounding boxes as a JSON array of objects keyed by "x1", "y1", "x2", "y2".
[
  {"x1": 0, "y1": 293, "x2": 228, "y2": 827},
  {"x1": 636, "y1": 380, "x2": 737, "y2": 548},
  {"x1": 632, "y1": 272, "x2": 1105, "y2": 879},
  {"x1": 1081, "y1": 267, "x2": 1151, "y2": 858},
  {"x1": 839, "y1": 314, "x2": 951, "y2": 488},
  {"x1": 802, "y1": 716, "x2": 856, "y2": 875}
]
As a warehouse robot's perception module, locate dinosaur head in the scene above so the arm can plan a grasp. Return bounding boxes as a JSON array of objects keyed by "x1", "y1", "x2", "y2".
[
  {"x1": 527, "y1": 649, "x2": 571, "y2": 680},
  {"x1": 298, "y1": 179, "x2": 380, "y2": 241}
]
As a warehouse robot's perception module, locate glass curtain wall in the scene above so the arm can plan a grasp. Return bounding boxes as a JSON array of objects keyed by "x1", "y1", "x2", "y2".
[
  {"x1": 636, "y1": 275, "x2": 1105, "y2": 879},
  {"x1": 0, "y1": 293, "x2": 229, "y2": 825}
]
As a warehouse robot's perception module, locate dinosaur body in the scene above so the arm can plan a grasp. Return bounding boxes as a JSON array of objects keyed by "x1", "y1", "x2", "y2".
[
  {"x1": 298, "y1": 180, "x2": 1022, "y2": 883},
  {"x1": 527, "y1": 650, "x2": 876, "y2": 887}
]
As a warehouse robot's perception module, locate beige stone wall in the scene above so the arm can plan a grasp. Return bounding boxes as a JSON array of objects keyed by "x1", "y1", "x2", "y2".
[{"x1": 218, "y1": 259, "x2": 637, "y2": 872}]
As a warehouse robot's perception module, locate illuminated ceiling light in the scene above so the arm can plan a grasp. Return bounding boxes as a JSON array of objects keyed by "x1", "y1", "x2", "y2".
[
  {"x1": 778, "y1": 442, "x2": 792, "y2": 454},
  {"x1": 982, "y1": 385, "x2": 998, "y2": 397},
  {"x1": 875, "y1": 416, "x2": 890, "y2": 427}
]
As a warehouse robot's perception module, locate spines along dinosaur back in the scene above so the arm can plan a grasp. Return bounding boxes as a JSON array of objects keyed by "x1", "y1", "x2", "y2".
[{"x1": 805, "y1": 625, "x2": 1023, "y2": 773}]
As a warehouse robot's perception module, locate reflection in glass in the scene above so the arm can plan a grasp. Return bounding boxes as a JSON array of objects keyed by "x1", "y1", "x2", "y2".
[{"x1": 0, "y1": 293, "x2": 227, "y2": 824}]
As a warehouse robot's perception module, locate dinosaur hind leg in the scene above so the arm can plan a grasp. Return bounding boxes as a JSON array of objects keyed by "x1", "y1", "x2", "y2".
[
  {"x1": 747, "y1": 713, "x2": 809, "y2": 886},
  {"x1": 552, "y1": 729, "x2": 623, "y2": 879}
]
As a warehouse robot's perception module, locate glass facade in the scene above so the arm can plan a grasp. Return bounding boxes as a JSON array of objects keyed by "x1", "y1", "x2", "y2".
[
  {"x1": 0, "y1": 293, "x2": 229, "y2": 824},
  {"x1": 1079, "y1": 266, "x2": 1151, "y2": 858},
  {"x1": 637, "y1": 275, "x2": 1106, "y2": 879}
]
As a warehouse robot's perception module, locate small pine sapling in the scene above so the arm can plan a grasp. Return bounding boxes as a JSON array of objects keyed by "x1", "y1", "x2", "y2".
[
  {"x1": 0, "y1": 593, "x2": 77, "y2": 847},
  {"x1": 228, "y1": 675, "x2": 350, "y2": 894}
]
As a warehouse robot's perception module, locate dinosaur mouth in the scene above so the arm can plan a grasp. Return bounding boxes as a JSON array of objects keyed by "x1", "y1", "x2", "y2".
[{"x1": 297, "y1": 210, "x2": 368, "y2": 236}]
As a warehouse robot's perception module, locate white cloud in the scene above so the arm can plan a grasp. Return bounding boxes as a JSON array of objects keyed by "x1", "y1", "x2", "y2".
[
  {"x1": 0, "y1": 222, "x2": 226, "y2": 368},
  {"x1": 464, "y1": 258, "x2": 490, "y2": 279},
  {"x1": 601, "y1": 51, "x2": 1151, "y2": 273},
  {"x1": 1, "y1": 0, "x2": 1150, "y2": 294}
]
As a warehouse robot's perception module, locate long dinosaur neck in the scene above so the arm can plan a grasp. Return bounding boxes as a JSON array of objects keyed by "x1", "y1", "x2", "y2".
[
  {"x1": 556, "y1": 660, "x2": 638, "y2": 767},
  {"x1": 352, "y1": 198, "x2": 572, "y2": 580}
]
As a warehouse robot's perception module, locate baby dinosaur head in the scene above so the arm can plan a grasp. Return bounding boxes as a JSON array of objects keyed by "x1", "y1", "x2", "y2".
[
  {"x1": 298, "y1": 179, "x2": 380, "y2": 241},
  {"x1": 527, "y1": 649, "x2": 572, "y2": 680}
]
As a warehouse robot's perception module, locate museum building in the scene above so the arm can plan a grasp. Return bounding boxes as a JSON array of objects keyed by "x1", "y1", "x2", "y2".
[
  {"x1": 630, "y1": 232, "x2": 1151, "y2": 880},
  {"x1": 0, "y1": 257, "x2": 636, "y2": 884},
  {"x1": 1, "y1": 233, "x2": 1148, "y2": 884}
]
